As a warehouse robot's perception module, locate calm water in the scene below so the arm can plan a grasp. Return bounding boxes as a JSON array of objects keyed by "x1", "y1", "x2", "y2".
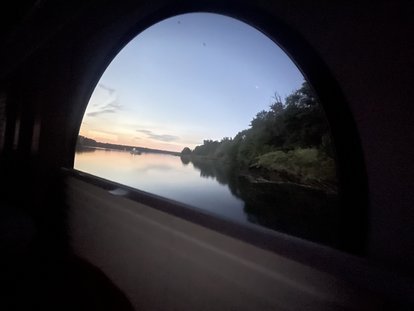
[
  {"x1": 75, "y1": 148, "x2": 340, "y2": 246},
  {"x1": 75, "y1": 149, "x2": 248, "y2": 223}
]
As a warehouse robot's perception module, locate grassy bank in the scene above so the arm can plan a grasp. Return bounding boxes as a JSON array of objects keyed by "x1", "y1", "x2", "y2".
[{"x1": 250, "y1": 148, "x2": 337, "y2": 192}]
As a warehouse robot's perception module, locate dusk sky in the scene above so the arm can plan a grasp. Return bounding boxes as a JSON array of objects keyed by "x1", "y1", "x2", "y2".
[{"x1": 79, "y1": 13, "x2": 304, "y2": 152}]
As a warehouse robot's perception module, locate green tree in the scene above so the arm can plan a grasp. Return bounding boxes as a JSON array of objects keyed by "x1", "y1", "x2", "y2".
[
  {"x1": 181, "y1": 147, "x2": 192, "y2": 155},
  {"x1": 191, "y1": 81, "x2": 335, "y2": 185}
]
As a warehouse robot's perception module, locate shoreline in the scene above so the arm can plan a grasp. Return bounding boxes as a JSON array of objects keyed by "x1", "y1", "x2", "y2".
[{"x1": 182, "y1": 154, "x2": 338, "y2": 195}]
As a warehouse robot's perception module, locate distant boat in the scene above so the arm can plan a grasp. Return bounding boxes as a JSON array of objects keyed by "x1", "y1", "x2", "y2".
[{"x1": 130, "y1": 148, "x2": 141, "y2": 155}]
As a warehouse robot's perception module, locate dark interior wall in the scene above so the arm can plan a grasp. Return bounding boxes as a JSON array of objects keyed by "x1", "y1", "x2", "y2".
[
  {"x1": 0, "y1": 0, "x2": 413, "y2": 276},
  {"x1": 260, "y1": 2, "x2": 414, "y2": 272}
]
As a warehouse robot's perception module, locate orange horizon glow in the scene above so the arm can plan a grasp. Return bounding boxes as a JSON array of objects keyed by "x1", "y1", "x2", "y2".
[{"x1": 79, "y1": 127, "x2": 198, "y2": 153}]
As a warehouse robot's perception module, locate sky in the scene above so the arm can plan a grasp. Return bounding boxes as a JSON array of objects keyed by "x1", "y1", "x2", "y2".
[{"x1": 79, "y1": 13, "x2": 304, "y2": 152}]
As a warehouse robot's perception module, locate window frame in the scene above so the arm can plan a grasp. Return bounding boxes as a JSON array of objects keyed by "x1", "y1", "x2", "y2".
[{"x1": 68, "y1": 2, "x2": 368, "y2": 257}]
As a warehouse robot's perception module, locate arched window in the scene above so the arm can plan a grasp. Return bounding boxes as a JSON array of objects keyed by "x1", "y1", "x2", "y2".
[{"x1": 75, "y1": 13, "x2": 341, "y2": 249}]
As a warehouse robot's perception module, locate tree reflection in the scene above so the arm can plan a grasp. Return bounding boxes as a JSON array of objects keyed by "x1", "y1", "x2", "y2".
[
  {"x1": 189, "y1": 156, "x2": 340, "y2": 248},
  {"x1": 180, "y1": 155, "x2": 190, "y2": 166},
  {"x1": 75, "y1": 147, "x2": 97, "y2": 154}
]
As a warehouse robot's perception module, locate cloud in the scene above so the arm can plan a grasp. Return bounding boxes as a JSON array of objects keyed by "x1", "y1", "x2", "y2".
[
  {"x1": 102, "y1": 99, "x2": 121, "y2": 110},
  {"x1": 86, "y1": 109, "x2": 117, "y2": 117},
  {"x1": 98, "y1": 83, "x2": 115, "y2": 95},
  {"x1": 95, "y1": 99, "x2": 121, "y2": 112},
  {"x1": 136, "y1": 129, "x2": 152, "y2": 135},
  {"x1": 86, "y1": 84, "x2": 122, "y2": 117},
  {"x1": 136, "y1": 129, "x2": 180, "y2": 142}
]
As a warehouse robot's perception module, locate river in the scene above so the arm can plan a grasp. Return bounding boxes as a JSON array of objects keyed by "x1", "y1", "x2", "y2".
[{"x1": 75, "y1": 148, "x2": 340, "y2": 247}]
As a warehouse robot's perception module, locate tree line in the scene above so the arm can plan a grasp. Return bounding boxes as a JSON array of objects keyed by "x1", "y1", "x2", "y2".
[
  {"x1": 182, "y1": 82, "x2": 337, "y2": 188},
  {"x1": 76, "y1": 136, "x2": 180, "y2": 156}
]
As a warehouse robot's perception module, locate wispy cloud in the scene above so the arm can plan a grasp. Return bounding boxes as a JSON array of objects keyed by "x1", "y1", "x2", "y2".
[
  {"x1": 86, "y1": 84, "x2": 121, "y2": 117},
  {"x1": 86, "y1": 109, "x2": 118, "y2": 117},
  {"x1": 137, "y1": 129, "x2": 179, "y2": 142},
  {"x1": 102, "y1": 99, "x2": 121, "y2": 110},
  {"x1": 98, "y1": 83, "x2": 115, "y2": 95}
]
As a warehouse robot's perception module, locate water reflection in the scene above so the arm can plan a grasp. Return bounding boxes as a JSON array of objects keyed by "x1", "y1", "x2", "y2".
[
  {"x1": 75, "y1": 149, "x2": 247, "y2": 223},
  {"x1": 75, "y1": 146, "x2": 97, "y2": 154},
  {"x1": 180, "y1": 156, "x2": 191, "y2": 166},
  {"x1": 75, "y1": 149, "x2": 339, "y2": 247},
  {"x1": 184, "y1": 155, "x2": 340, "y2": 246}
]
